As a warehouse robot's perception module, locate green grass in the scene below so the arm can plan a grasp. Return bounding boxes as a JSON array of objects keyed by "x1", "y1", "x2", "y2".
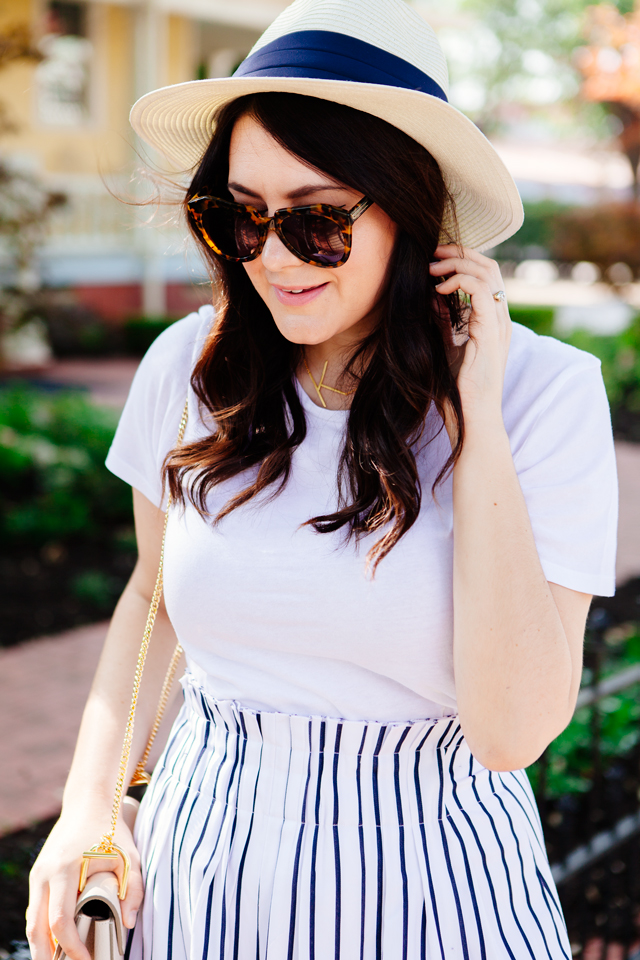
[{"x1": 0, "y1": 384, "x2": 132, "y2": 545}]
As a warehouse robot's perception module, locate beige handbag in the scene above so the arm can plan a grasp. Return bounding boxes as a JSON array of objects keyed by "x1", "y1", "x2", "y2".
[
  {"x1": 64, "y1": 874, "x2": 126, "y2": 960},
  {"x1": 53, "y1": 401, "x2": 189, "y2": 960}
]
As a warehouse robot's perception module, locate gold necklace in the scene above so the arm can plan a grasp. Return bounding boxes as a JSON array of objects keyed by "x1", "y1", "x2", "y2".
[{"x1": 302, "y1": 356, "x2": 356, "y2": 409}]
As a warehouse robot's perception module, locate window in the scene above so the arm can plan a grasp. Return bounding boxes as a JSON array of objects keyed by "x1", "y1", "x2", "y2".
[{"x1": 36, "y1": 1, "x2": 92, "y2": 127}]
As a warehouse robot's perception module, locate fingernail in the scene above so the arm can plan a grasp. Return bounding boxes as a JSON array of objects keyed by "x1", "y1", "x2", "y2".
[{"x1": 127, "y1": 911, "x2": 138, "y2": 927}]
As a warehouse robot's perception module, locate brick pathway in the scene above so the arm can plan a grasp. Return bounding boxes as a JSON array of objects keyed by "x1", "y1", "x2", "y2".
[
  {"x1": 0, "y1": 621, "x2": 180, "y2": 836},
  {"x1": 0, "y1": 623, "x2": 106, "y2": 835},
  {"x1": 32, "y1": 358, "x2": 140, "y2": 409}
]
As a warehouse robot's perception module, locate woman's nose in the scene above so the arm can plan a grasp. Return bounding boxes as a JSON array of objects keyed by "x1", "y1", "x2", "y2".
[{"x1": 259, "y1": 224, "x2": 301, "y2": 270}]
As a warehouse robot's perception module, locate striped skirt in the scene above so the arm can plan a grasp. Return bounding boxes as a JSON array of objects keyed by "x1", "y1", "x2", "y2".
[{"x1": 128, "y1": 672, "x2": 571, "y2": 960}]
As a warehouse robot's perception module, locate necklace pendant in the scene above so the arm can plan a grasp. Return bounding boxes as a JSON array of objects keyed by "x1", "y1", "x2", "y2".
[{"x1": 303, "y1": 355, "x2": 355, "y2": 409}]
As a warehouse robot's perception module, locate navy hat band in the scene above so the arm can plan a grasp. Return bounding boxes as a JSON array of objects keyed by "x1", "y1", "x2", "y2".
[{"x1": 234, "y1": 30, "x2": 448, "y2": 102}]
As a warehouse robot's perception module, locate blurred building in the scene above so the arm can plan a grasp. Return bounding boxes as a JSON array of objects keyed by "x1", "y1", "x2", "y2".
[{"x1": 1, "y1": 0, "x2": 289, "y2": 321}]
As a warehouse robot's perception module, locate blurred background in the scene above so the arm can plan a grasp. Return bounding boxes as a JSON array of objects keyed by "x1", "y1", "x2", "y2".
[{"x1": 2, "y1": 0, "x2": 640, "y2": 956}]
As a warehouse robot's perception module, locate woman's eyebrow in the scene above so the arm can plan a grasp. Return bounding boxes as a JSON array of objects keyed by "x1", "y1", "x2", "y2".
[{"x1": 227, "y1": 181, "x2": 347, "y2": 200}]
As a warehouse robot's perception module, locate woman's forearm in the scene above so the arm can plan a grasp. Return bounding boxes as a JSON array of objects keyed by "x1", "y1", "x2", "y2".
[
  {"x1": 452, "y1": 413, "x2": 574, "y2": 772},
  {"x1": 60, "y1": 568, "x2": 180, "y2": 819}
]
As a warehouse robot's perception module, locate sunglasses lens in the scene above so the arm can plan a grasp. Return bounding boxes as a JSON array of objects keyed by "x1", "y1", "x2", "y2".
[
  {"x1": 200, "y1": 206, "x2": 262, "y2": 259},
  {"x1": 280, "y1": 212, "x2": 346, "y2": 265}
]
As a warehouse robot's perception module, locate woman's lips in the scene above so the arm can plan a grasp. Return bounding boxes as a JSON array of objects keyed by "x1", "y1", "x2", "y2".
[{"x1": 273, "y1": 283, "x2": 329, "y2": 306}]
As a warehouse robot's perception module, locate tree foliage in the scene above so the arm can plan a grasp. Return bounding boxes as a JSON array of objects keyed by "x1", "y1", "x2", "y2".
[
  {"x1": 577, "y1": 3, "x2": 640, "y2": 194},
  {"x1": 453, "y1": 0, "x2": 634, "y2": 135},
  {"x1": 0, "y1": 23, "x2": 40, "y2": 138},
  {"x1": 0, "y1": 23, "x2": 65, "y2": 355}
]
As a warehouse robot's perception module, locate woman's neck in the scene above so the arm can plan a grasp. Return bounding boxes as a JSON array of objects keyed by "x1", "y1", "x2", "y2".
[
  {"x1": 298, "y1": 331, "x2": 467, "y2": 412},
  {"x1": 298, "y1": 346, "x2": 359, "y2": 410}
]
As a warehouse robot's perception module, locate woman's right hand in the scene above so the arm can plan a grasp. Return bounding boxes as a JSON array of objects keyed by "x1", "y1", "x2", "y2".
[{"x1": 27, "y1": 813, "x2": 143, "y2": 960}]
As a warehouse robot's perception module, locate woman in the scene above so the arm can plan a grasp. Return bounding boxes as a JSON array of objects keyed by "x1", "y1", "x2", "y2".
[{"x1": 28, "y1": 0, "x2": 618, "y2": 957}]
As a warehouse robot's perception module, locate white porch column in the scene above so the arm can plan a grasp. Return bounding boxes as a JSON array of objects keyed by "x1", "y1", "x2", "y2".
[{"x1": 134, "y1": 0, "x2": 168, "y2": 317}]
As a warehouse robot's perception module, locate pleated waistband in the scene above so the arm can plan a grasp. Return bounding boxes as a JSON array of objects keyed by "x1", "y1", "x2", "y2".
[
  {"x1": 159, "y1": 672, "x2": 497, "y2": 827},
  {"x1": 180, "y1": 671, "x2": 457, "y2": 755}
]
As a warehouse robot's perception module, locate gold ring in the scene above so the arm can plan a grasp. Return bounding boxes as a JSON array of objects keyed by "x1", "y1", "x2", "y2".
[{"x1": 493, "y1": 290, "x2": 506, "y2": 302}]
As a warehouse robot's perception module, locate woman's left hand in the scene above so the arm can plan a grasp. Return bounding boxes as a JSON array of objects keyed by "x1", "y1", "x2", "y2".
[{"x1": 429, "y1": 244, "x2": 511, "y2": 430}]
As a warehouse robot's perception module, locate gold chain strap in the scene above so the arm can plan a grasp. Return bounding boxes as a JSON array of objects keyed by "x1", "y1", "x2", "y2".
[
  {"x1": 129, "y1": 641, "x2": 185, "y2": 786},
  {"x1": 79, "y1": 398, "x2": 189, "y2": 900}
]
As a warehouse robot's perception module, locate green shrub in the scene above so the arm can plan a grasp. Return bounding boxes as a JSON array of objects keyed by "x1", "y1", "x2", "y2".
[
  {"x1": 509, "y1": 305, "x2": 555, "y2": 336},
  {"x1": 507, "y1": 306, "x2": 640, "y2": 417},
  {"x1": 0, "y1": 384, "x2": 132, "y2": 545},
  {"x1": 549, "y1": 203, "x2": 640, "y2": 274},
  {"x1": 528, "y1": 630, "x2": 640, "y2": 797},
  {"x1": 40, "y1": 302, "x2": 119, "y2": 357},
  {"x1": 493, "y1": 200, "x2": 573, "y2": 260},
  {"x1": 123, "y1": 316, "x2": 176, "y2": 355},
  {"x1": 558, "y1": 317, "x2": 640, "y2": 413},
  {"x1": 494, "y1": 200, "x2": 640, "y2": 275},
  {"x1": 71, "y1": 570, "x2": 122, "y2": 611}
]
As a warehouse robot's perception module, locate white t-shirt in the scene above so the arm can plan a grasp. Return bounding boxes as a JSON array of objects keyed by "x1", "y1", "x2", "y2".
[{"x1": 106, "y1": 304, "x2": 618, "y2": 722}]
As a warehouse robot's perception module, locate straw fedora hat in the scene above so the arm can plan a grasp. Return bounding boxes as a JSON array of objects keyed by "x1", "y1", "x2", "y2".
[{"x1": 130, "y1": 0, "x2": 523, "y2": 252}]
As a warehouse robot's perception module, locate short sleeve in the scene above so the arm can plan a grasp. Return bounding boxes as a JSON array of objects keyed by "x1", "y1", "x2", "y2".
[
  {"x1": 513, "y1": 361, "x2": 618, "y2": 597},
  {"x1": 105, "y1": 307, "x2": 213, "y2": 507}
]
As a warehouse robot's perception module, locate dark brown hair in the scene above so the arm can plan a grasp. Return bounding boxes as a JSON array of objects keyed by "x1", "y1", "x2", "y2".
[{"x1": 164, "y1": 92, "x2": 465, "y2": 570}]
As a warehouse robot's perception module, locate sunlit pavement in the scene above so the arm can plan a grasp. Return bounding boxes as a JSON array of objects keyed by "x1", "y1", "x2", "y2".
[
  {"x1": 30, "y1": 357, "x2": 140, "y2": 409},
  {"x1": 2, "y1": 360, "x2": 640, "y2": 836},
  {"x1": 0, "y1": 622, "x2": 107, "y2": 835},
  {"x1": 0, "y1": 621, "x2": 180, "y2": 836}
]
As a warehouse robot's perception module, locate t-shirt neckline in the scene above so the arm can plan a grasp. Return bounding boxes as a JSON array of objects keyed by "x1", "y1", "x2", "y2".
[{"x1": 294, "y1": 376, "x2": 350, "y2": 422}]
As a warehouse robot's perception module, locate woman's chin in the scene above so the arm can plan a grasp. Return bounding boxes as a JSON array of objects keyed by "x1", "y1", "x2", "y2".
[{"x1": 273, "y1": 315, "x2": 339, "y2": 346}]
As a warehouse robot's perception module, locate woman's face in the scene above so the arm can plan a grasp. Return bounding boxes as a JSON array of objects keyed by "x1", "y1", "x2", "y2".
[{"x1": 227, "y1": 114, "x2": 398, "y2": 349}]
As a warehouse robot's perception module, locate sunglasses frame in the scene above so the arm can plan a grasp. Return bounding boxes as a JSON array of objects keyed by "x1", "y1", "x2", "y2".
[{"x1": 187, "y1": 194, "x2": 373, "y2": 268}]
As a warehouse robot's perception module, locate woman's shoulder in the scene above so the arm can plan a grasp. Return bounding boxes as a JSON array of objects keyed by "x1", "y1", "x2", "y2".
[
  {"x1": 105, "y1": 305, "x2": 215, "y2": 507},
  {"x1": 138, "y1": 303, "x2": 214, "y2": 383},
  {"x1": 504, "y1": 320, "x2": 602, "y2": 415},
  {"x1": 502, "y1": 321, "x2": 610, "y2": 455},
  {"x1": 508, "y1": 320, "x2": 600, "y2": 375}
]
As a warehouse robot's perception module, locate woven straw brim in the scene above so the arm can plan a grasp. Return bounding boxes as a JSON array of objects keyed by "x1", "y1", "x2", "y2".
[{"x1": 130, "y1": 76, "x2": 523, "y2": 253}]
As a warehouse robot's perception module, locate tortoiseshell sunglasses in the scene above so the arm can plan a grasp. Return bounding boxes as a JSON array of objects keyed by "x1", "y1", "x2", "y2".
[{"x1": 186, "y1": 194, "x2": 373, "y2": 268}]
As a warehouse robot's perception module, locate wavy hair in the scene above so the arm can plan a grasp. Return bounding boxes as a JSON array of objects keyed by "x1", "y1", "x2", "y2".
[{"x1": 164, "y1": 92, "x2": 465, "y2": 570}]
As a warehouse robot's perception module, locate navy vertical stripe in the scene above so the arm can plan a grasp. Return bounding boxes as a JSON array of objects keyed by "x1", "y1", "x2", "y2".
[
  {"x1": 536, "y1": 866, "x2": 572, "y2": 957},
  {"x1": 219, "y1": 713, "x2": 247, "y2": 960},
  {"x1": 413, "y1": 726, "x2": 445, "y2": 960},
  {"x1": 309, "y1": 720, "x2": 326, "y2": 960},
  {"x1": 287, "y1": 721, "x2": 313, "y2": 960},
  {"x1": 167, "y1": 787, "x2": 190, "y2": 960},
  {"x1": 393, "y1": 727, "x2": 411, "y2": 960},
  {"x1": 499, "y1": 773, "x2": 547, "y2": 855},
  {"x1": 333, "y1": 724, "x2": 343, "y2": 960},
  {"x1": 436, "y1": 723, "x2": 470, "y2": 960},
  {"x1": 470, "y1": 766, "x2": 538, "y2": 960},
  {"x1": 489, "y1": 772, "x2": 564, "y2": 960},
  {"x1": 188, "y1": 725, "x2": 229, "y2": 902},
  {"x1": 232, "y1": 714, "x2": 264, "y2": 960},
  {"x1": 450, "y1": 752, "x2": 516, "y2": 960},
  {"x1": 356, "y1": 727, "x2": 367, "y2": 960},
  {"x1": 202, "y1": 879, "x2": 215, "y2": 960},
  {"x1": 446, "y1": 739, "x2": 486, "y2": 960},
  {"x1": 372, "y1": 726, "x2": 387, "y2": 960}
]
